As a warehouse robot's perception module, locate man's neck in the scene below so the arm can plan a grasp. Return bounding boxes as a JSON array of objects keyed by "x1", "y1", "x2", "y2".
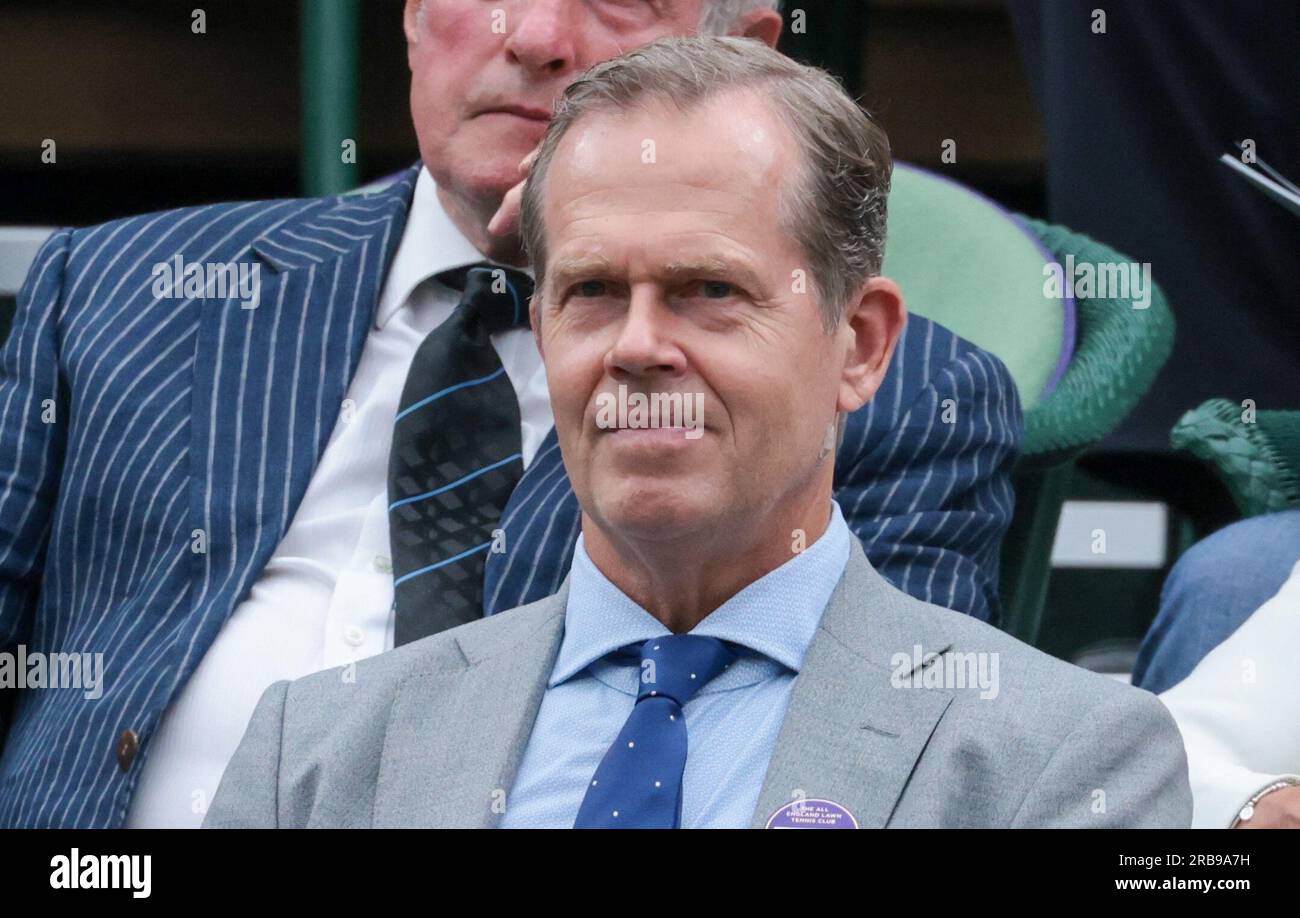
[
  {"x1": 435, "y1": 183, "x2": 527, "y2": 267},
  {"x1": 581, "y1": 492, "x2": 835, "y2": 634}
]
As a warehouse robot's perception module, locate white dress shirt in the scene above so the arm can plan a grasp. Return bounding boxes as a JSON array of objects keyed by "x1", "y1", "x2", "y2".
[
  {"x1": 127, "y1": 168, "x2": 552, "y2": 827},
  {"x1": 1159, "y1": 559, "x2": 1300, "y2": 828}
]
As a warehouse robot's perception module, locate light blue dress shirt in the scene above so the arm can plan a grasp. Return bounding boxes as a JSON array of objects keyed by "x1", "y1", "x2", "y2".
[{"x1": 500, "y1": 501, "x2": 852, "y2": 828}]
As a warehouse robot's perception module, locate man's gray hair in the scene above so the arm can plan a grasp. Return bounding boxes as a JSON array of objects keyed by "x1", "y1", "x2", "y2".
[
  {"x1": 699, "y1": 0, "x2": 783, "y2": 35},
  {"x1": 520, "y1": 35, "x2": 892, "y2": 331}
]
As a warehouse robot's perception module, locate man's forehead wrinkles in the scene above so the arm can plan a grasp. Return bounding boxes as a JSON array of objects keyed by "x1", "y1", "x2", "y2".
[
  {"x1": 559, "y1": 152, "x2": 759, "y2": 183},
  {"x1": 551, "y1": 187, "x2": 759, "y2": 229},
  {"x1": 547, "y1": 185, "x2": 610, "y2": 214},
  {"x1": 558, "y1": 206, "x2": 750, "y2": 231},
  {"x1": 555, "y1": 227, "x2": 761, "y2": 258},
  {"x1": 555, "y1": 177, "x2": 754, "y2": 203}
]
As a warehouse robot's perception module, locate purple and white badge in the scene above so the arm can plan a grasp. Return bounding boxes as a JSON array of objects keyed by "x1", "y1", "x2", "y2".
[{"x1": 765, "y1": 798, "x2": 859, "y2": 829}]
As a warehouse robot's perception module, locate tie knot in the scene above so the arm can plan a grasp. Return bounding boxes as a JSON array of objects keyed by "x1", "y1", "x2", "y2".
[
  {"x1": 636, "y1": 635, "x2": 735, "y2": 707},
  {"x1": 440, "y1": 263, "x2": 533, "y2": 335}
]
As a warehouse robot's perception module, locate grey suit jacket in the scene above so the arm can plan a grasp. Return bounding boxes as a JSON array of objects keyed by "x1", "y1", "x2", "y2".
[{"x1": 204, "y1": 543, "x2": 1192, "y2": 828}]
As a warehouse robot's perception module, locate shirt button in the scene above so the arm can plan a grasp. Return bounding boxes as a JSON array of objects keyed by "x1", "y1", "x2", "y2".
[
  {"x1": 344, "y1": 626, "x2": 366, "y2": 647},
  {"x1": 373, "y1": 555, "x2": 392, "y2": 573},
  {"x1": 116, "y1": 729, "x2": 139, "y2": 771}
]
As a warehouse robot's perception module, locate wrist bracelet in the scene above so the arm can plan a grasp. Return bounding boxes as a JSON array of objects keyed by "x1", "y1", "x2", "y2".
[{"x1": 1232, "y1": 778, "x2": 1300, "y2": 828}]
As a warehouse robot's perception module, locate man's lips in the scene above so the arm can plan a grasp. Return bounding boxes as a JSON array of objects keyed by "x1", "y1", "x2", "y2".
[
  {"x1": 601, "y1": 426, "x2": 707, "y2": 447},
  {"x1": 478, "y1": 104, "x2": 551, "y2": 122}
]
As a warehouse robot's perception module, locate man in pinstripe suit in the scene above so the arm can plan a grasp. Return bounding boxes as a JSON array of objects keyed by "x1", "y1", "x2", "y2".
[{"x1": 0, "y1": 1, "x2": 1016, "y2": 828}]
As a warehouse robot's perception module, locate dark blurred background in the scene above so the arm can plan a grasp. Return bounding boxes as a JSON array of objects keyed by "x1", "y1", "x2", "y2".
[{"x1": 0, "y1": 0, "x2": 1048, "y2": 225}]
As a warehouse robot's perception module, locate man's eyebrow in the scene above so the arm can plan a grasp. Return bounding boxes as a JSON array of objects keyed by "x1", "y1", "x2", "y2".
[
  {"x1": 662, "y1": 257, "x2": 764, "y2": 290},
  {"x1": 547, "y1": 255, "x2": 613, "y2": 289},
  {"x1": 545, "y1": 254, "x2": 766, "y2": 292}
]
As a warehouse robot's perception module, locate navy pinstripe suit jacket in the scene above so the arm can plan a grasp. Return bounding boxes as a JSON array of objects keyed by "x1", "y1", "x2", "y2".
[{"x1": 0, "y1": 164, "x2": 1020, "y2": 827}]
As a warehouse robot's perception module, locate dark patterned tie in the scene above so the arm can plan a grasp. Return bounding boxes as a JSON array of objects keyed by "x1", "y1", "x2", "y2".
[{"x1": 388, "y1": 263, "x2": 533, "y2": 645}]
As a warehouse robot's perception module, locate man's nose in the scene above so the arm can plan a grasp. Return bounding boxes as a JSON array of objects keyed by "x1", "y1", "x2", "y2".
[
  {"x1": 505, "y1": 0, "x2": 578, "y2": 76},
  {"x1": 605, "y1": 295, "x2": 686, "y2": 380}
]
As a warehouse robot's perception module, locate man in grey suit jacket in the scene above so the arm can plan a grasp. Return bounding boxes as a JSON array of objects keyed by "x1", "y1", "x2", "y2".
[{"x1": 206, "y1": 36, "x2": 1190, "y2": 829}]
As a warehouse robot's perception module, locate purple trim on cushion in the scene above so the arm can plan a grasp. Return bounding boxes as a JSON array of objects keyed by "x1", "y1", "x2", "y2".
[
  {"x1": 1009, "y1": 212, "x2": 1076, "y2": 400},
  {"x1": 893, "y1": 162, "x2": 1076, "y2": 401}
]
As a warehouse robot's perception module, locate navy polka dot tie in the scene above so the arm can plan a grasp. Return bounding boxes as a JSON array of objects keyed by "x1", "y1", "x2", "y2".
[{"x1": 574, "y1": 635, "x2": 736, "y2": 829}]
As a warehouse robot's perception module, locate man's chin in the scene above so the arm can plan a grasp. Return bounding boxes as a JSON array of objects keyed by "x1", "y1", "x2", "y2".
[
  {"x1": 461, "y1": 122, "x2": 541, "y2": 175},
  {"x1": 435, "y1": 142, "x2": 534, "y2": 204},
  {"x1": 589, "y1": 482, "x2": 718, "y2": 544},
  {"x1": 448, "y1": 164, "x2": 521, "y2": 205}
]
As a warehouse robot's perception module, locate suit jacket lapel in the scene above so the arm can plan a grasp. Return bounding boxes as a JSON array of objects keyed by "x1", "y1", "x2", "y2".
[
  {"x1": 187, "y1": 166, "x2": 419, "y2": 631},
  {"x1": 373, "y1": 587, "x2": 568, "y2": 828},
  {"x1": 750, "y1": 543, "x2": 955, "y2": 828}
]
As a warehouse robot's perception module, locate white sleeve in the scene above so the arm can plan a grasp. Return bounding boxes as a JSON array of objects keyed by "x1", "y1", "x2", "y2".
[{"x1": 1158, "y1": 559, "x2": 1300, "y2": 828}]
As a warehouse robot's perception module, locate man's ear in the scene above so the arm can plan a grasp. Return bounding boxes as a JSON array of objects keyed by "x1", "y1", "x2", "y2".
[
  {"x1": 731, "y1": 7, "x2": 783, "y2": 48},
  {"x1": 403, "y1": 0, "x2": 423, "y2": 55},
  {"x1": 838, "y1": 276, "x2": 906, "y2": 414}
]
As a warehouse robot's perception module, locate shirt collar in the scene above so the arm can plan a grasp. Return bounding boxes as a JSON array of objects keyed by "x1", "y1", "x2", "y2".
[
  {"x1": 373, "y1": 166, "x2": 535, "y2": 330},
  {"x1": 551, "y1": 501, "x2": 853, "y2": 687}
]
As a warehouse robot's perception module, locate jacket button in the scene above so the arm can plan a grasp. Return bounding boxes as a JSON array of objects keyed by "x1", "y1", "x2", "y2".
[{"x1": 116, "y1": 729, "x2": 139, "y2": 771}]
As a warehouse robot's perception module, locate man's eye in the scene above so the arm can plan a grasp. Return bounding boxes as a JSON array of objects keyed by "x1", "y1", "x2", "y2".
[
  {"x1": 574, "y1": 280, "x2": 608, "y2": 298},
  {"x1": 699, "y1": 281, "x2": 734, "y2": 299}
]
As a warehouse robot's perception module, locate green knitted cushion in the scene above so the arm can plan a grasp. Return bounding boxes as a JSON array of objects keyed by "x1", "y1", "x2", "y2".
[
  {"x1": 1172, "y1": 399, "x2": 1300, "y2": 517},
  {"x1": 883, "y1": 164, "x2": 1071, "y2": 410},
  {"x1": 1014, "y1": 220, "x2": 1175, "y2": 464}
]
